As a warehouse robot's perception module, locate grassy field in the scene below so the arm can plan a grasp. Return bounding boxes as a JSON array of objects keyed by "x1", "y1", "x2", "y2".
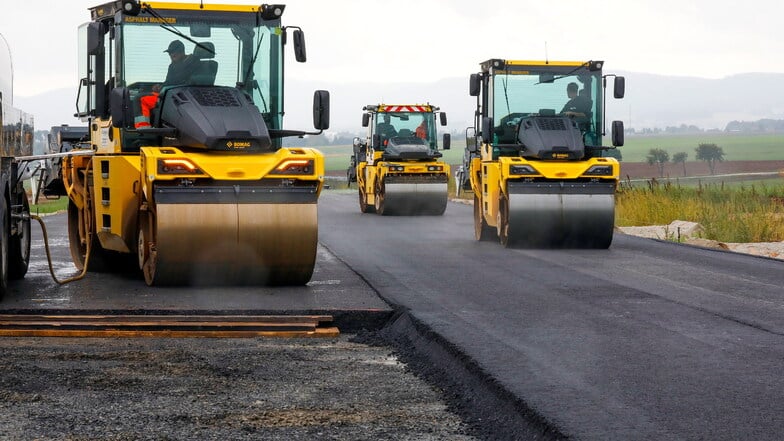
[
  {"x1": 616, "y1": 180, "x2": 784, "y2": 243},
  {"x1": 318, "y1": 133, "x2": 784, "y2": 172},
  {"x1": 621, "y1": 133, "x2": 784, "y2": 162},
  {"x1": 30, "y1": 196, "x2": 68, "y2": 214}
]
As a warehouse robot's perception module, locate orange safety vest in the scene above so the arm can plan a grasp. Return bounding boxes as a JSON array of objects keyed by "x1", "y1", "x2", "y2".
[
  {"x1": 415, "y1": 124, "x2": 427, "y2": 139},
  {"x1": 134, "y1": 92, "x2": 160, "y2": 128}
]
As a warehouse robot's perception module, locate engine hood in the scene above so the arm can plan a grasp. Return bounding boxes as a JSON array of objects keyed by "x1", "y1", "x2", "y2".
[
  {"x1": 517, "y1": 116, "x2": 585, "y2": 160},
  {"x1": 382, "y1": 137, "x2": 441, "y2": 160},
  {"x1": 158, "y1": 86, "x2": 273, "y2": 152}
]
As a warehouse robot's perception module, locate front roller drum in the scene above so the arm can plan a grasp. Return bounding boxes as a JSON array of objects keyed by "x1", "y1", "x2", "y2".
[
  {"x1": 141, "y1": 203, "x2": 318, "y2": 286},
  {"x1": 503, "y1": 181, "x2": 615, "y2": 248},
  {"x1": 377, "y1": 182, "x2": 448, "y2": 216}
]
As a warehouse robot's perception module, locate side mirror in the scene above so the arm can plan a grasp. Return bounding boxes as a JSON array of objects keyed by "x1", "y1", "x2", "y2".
[
  {"x1": 109, "y1": 87, "x2": 133, "y2": 129},
  {"x1": 312, "y1": 90, "x2": 329, "y2": 130},
  {"x1": 465, "y1": 127, "x2": 478, "y2": 154},
  {"x1": 442, "y1": 133, "x2": 451, "y2": 150},
  {"x1": 87, "y1": 22, "x2": 106, "y2": 56},
  {"x1": 121, "y1": 0, "x2": 142, "y2": 16},
  {"x1": 469, "y1": 74, "x2": 481, "y2": 97},
  {"x1": 372, "y1": 133, "x2": 381, "y2": 149},
  {"x1": 361, "y1": 113, "x2": 370, "y2": 127},
  {"x1": 293, "y1": 29, "x2": 307, "y2": 63},
  {"x1": 614, "y1": 76, "x2": 625, "y2": 99},
  {"x1": 611, "y1": 120, "x2": 624, "y2": 147},
  {"x1": 439, "y1": 112, "x2": 447, "y2": 126},
  {"x1": 481, "y1": 117, "x2": 493, "y2": 144}
]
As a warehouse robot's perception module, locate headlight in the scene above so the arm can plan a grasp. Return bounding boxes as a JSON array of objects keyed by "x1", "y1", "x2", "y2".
[
  {"x1": 583, "y1": 165, "x2": 613, "y2": 176},
  {"x1": 388, "y1": 165, "x2": 405, "y2": 172},
  {"x1": 157, "y1": 158, "x2": 203, "y2": 175},
  {"x1": 427, "y1": 165, "x2": 444, "y2": 172},
  {"x1": 509, "y1": 164, "x2": 538, "y2": 175},
  {"x1": 270, "y1": 159, "x2": 314, "y2": 175}
]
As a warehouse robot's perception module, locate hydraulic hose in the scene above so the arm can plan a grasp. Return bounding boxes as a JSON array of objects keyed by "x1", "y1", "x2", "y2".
[{"x1": 31, "y1": 214, "x2": 91, "y2": 285}]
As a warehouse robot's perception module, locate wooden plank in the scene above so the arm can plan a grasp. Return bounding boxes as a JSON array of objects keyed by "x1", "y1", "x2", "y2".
[
  {"x1": 0, "y1": 314, "x2": 338, "y2": 338},
  {"x1": 0, "y1": 327, "x2": 340, "y2": 338}
]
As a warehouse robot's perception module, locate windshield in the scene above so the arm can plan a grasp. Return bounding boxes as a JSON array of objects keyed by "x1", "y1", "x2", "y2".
[
  {"x1": 373, "y1": 112, "x2": 438, "y2": 149},
  {"x1": 491, "y1": 67, "x2": 602, "y2": 145},
  {"x1": 119, "y1": 8, "x2": 283, "y2": 129}
]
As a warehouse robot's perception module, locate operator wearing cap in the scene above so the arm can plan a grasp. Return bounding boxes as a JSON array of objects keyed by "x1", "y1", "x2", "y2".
[{"x1": 162, "y1": 40, "x2": 198, "y2": 86}]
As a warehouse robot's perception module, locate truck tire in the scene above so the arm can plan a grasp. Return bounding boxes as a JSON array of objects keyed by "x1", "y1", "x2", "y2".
[
  {"x1": 0, "y1": 202, "x2": 9, "y2": 300},
  {"x1": 8, "y1": 193, "x2": 30, "y2": 279}
]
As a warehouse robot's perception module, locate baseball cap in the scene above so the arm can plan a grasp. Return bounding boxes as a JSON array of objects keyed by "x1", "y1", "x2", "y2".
[{"x1": 164, "y1": 40, "x2": 185, "y2": 54}]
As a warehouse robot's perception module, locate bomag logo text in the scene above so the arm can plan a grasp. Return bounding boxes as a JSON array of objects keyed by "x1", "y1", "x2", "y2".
[{"x1": 226, "y1": 141, "x2": 252, "y2": 149}]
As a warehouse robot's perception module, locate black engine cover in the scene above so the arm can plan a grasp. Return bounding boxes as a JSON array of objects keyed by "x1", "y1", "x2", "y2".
[
  {"x1": 159, "y1": 86, "x2": 272, "y2": 152},
  {"x1": 382, "y1": 137, "x2": 441, "y2": 160},
  {"x1": 517, "y1": 116, "x2": 584, "y2": 160}
]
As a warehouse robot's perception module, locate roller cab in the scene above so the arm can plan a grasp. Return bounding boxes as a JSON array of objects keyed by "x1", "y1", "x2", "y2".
[
  {"x1": 467, "y1": 59, "x2": 625, "y2": 248},
  {"x1": 351, "y1": 104, "x2": 451, "y2": 215},
  {"x1": 60, "y1": 1, "x2": 330, "y2": 285}
]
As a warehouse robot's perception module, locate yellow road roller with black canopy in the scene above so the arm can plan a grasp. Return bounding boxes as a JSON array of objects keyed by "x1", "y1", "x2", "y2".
[
  {"x1": 53, "y1": 1, "x2": 330, "y2": 285},
  {"x1": 466, "y1": 59, "x2": 625, "y2": 248},
  {"x1": 349, "y1": 104, "x2": 451, "y2": 215}
]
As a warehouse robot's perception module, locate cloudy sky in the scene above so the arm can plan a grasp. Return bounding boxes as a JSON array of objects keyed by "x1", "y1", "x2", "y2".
[
  {"x1": 1, "y1": 0, "x2": 783, "y2": 97},
  {"x1": 1, "y1": 0, "x2": 782, "y2": 131}
]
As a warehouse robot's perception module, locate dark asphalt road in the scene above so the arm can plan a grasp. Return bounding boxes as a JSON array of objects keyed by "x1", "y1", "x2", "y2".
[
  {"x1": 3, "y1": 211, "x2": 391, "y2": 331},
  {"x1": 318, "y1": 191, "x2": 784, "y2": 441}
]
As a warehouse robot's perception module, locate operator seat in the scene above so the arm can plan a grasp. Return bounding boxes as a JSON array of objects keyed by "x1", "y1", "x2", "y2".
[{"x1": 190, "y1": 42, "x2": 218, "y2": 86}]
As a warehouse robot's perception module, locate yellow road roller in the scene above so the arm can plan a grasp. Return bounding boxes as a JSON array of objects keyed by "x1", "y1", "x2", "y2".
[
  {"x1": 55, "y1": 1, "x2": 330, "y2": 285},
  {"x1": 349, "y1": 104, "x2": 451, "y2": 215},
  {"x1": 467, "y1": 59, "x2": 625, "y2": 248}
]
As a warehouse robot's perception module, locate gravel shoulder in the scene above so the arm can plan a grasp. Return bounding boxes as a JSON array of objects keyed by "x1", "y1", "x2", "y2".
[{"x1": 0, "y1": 335, "x2": 478, "y2": 441}]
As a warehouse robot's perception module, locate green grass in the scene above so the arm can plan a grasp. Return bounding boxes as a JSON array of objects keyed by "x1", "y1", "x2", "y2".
[
  {"x1": 319, "y1": 134, "x2": 784, "y2": 172},
  {"x1": 30, "y1": 197, "x2": 68, "y2": 214},
  {"x1": 616, "y1": 180, "x2": 784, "y2": 242},
  {"x1": 621, "y1": 133, "x2": 784, "y2": 162}
]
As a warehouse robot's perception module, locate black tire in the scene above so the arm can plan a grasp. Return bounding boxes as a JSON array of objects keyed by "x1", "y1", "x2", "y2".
[
  {"x1": 359, "y1": 188, "x2": 375, "y2": 213},
  {"x1": 0, "y1": 202, "x2": 9, "y2": 300},
  {"x1": 68, "y1": 199, "x2": 111, "y2": 272},
  {"x1": 8, "y1": 193, "x2": 30, "y2": 279},
  {"x1": 497, "y1": 195, "x2": 510, "y2": 247},
  {"x1": 374, "y1": 181, "x2": 386, "y2": 215},
  {"x1": 474, "y1": 194, "x2": 495, "y2": 241}
]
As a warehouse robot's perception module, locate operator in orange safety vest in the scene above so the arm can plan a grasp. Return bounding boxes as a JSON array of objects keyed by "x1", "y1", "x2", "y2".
[
  {"x1": 415, "y1": 119, "x2": 428, "y2": 140},
  {"x1": 135, "y1": 84, "x2": 161, "y2": 128}
]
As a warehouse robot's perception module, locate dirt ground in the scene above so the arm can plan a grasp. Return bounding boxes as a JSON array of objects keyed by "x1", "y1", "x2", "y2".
[{"x1": 0, "y1": 335, "x2": 479, "y2": 441}]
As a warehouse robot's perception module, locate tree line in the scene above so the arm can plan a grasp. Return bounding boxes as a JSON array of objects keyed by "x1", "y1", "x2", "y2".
[{"x1": 646, "y1": 143, "x2": 725, "y2": 177}]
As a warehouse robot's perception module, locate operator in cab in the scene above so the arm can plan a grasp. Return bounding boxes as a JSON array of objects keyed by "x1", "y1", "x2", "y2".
[
  {"x1": 561, "y1": 82, "x2": 591, "y2": 118},
  {"x1": 162, "y1": 40, "x2": 199, "y2": 87}
]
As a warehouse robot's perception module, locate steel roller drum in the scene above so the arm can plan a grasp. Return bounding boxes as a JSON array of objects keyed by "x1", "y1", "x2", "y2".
[
  {"x1": 152, "y1": 203, "x2": 317, "y2": 285},
  {"x1": 382, "y1": 182, "x2": 447, "y2": 215},
  {"x1": 505, "y1": 181, "x2": 615, "y2": 248}
]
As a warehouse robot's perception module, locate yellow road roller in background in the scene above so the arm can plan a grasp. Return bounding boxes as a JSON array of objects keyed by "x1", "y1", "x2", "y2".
[
  {"x1": 349, "y1": 104, "x2": 450, "y2": 215},
  {"x1": 53, "y1": 1, "x2": 330, "y2": 285},
  {"x1": 467, "y1": 59, "x2": 625, "y2": 248}
]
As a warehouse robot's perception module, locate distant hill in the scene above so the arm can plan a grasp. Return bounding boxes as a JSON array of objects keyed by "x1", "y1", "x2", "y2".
[{"x1": 16, "y1": 72, "x2": 784, "y2": 136}]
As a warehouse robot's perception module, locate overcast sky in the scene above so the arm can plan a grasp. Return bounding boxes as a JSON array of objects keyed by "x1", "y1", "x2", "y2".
[{"x1": 1, "y1": 0, "x2": 783, "y2": 98}]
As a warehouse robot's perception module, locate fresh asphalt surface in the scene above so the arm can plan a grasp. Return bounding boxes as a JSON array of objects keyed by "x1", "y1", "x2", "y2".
[
  {"x1": 318, "y1": 191, "x2": 784, "y2": 441},
  {"x1": 8, "y1": 191, "x2": 784, "y2": 440}
]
